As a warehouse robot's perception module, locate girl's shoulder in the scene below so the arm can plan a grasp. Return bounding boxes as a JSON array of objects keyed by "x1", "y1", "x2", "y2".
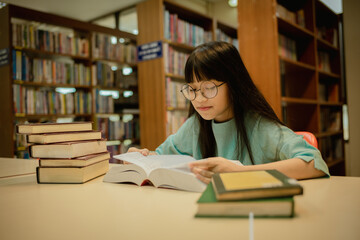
[{"x1": 244, "y1": 111, "x2": 262, "y2": 128}]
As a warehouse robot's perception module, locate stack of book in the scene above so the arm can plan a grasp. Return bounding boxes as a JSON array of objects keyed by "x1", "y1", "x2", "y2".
[
  {"x1": 17, "y1": 122, "x2": 110, "y2": 183},
  {"x1": 195, "y1": 170, "x2": 303, "y2": 218}
]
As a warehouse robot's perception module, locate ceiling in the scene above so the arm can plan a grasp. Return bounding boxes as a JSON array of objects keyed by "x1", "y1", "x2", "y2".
[
  {"x1": 2, "y1": 0, "x2": 342, "y2": 24},
  {"x1": 2, "y1": 0, "x2": 144, "y2": 21}
]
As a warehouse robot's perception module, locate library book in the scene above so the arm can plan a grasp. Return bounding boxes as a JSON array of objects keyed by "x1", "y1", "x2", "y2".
[
  {"x1": 103, "y1": 152, "x2": 206, "y2": 192},
  {"x1": 195, "y1": 182, "x2": 294, "y2": 218},
  {"x1": 17, "y1": 122, "x2": 92, "y2": 134},
  {"x1": 37, "y1": 160, "x2": 109, "y2": 184},
  {"x1": 212, "y1": 170, "x2": 303, "y2": 201}
]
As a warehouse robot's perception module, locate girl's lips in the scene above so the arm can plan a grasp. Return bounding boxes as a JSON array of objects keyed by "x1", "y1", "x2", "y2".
[{"x1": 197, "y1": 106, "x2": 212, "y2": 111}]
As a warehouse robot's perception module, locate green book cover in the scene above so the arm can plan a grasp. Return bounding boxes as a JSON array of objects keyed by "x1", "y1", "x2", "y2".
[{"x1": 195, "y1": 183, "x2": 294, "y2": 218}]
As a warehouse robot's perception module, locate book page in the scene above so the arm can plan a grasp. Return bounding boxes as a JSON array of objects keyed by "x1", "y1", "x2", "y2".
[{"x1": 113, "y1": 152, "x2": 196, "y2": 175}]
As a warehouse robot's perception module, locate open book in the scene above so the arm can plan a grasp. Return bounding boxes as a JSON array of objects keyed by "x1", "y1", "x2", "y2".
[{"x1": 103, "y1": 152, "x2": 207, "y2": 192}]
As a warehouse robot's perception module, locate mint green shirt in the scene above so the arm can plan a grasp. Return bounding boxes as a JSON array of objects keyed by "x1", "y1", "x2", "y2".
[{"x1": 155, "y1": 113, "x2": 330, "y2": 176}]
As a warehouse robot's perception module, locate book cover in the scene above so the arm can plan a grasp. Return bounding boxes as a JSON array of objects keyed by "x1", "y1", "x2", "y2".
[
  {"x1": 27, "y1": 130, "x2": 102, "y2": 144},
  {"x1": 30, "y1": 140, "x2": 107, "y2": 159},
  {"x1": 16, "y1": 122, "x2": 92, "y2": 134},
  {"x1": 103, "y1": 152, "x2": 206, "y2": 192},
  {"x1": 212, "y1": 170, "x2": 303, "y2": 201},
  {"x1": 195, "y1": 183, "x2": 294, "y2": 218},
  {"x1": 39, "y1": 152, "x2": 110, "y2": 167},
  {"x1": 36, "y1": 160, "x2": 109, "y2": 184}
]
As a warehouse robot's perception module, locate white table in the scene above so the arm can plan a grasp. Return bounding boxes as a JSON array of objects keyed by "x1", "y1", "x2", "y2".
[{"x1": 0, "y1": 158, "x2": 359, "y2": 240}]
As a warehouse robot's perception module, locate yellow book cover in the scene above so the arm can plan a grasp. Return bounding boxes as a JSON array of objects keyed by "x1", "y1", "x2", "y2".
[{"x1": 212, "y1": 170, "x2": 303, "y2": 201}]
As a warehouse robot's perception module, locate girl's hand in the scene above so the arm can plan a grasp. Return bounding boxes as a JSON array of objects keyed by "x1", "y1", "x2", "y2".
[
  {"x1": 127, "y1": 147, "x2": 150, "y2": 156},
  {"x1": 188, "y1": 157, "x2": 244, "y2": 184},
  {"x1": 125, "y1": 147, "x2": 156, "y2": 164}
]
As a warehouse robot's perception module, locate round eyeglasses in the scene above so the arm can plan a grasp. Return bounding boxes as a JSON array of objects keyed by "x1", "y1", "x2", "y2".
[{"x1": 180, "y1": 81, "x2": 226, "y2": 101}]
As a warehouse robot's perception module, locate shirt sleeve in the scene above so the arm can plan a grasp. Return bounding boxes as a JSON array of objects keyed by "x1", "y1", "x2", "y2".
[
  {"x1": 251, "y1": 115, "x2": 330, "y2": 177},
  {"x1": 155, "y1": 116, "x2": 196, "y2": 156}
]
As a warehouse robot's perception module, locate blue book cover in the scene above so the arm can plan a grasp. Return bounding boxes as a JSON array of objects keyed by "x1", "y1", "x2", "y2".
[
  {"x1": 21, "y1": 52, "x2": 26, "y2": 81},
  {"x1": 12, "y1": 49, "x2": 16, "y2": 80}
]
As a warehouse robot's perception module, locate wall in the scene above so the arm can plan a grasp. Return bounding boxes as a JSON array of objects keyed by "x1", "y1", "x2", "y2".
[
  {"x1": 209, "y1": 1, "x2": 238, "y2": 28},
  {"x1": 343, "y1": 0, "x2": 360, "y2": 176},
  {"x1": 172, "y1": 0, "x2": 238, "y2": 28},
  {"x1": 172, "y1": 0, "x2": 209, "y2": 14}
]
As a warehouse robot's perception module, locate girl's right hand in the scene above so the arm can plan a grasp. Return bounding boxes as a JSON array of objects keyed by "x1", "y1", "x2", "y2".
[{"x1": 127, "y1": 147, "x2": 151, "y2": 156}]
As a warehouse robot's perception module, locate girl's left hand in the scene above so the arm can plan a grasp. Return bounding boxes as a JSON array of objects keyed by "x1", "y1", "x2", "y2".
[{"x1": 188, "y1": 157, "x2": 244, "y2": 184}]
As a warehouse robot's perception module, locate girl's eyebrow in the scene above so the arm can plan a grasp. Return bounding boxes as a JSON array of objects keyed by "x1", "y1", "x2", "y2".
[{"x1": 188, "y1": 82, "x2": 200, "y2": 89}]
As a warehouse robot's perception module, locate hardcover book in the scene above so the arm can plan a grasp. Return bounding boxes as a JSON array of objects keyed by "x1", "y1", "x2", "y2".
[
  {"x1": 103, "y1": 152, "x2": 206, "y2": 192},
  {"x1": 17, "y1": 122, "x2": 92, "y2": 134},
  {"x1": 38, "y1": 152, "x2": 110, "y2": 167},
  {"x1": 212, "y1": 170, "x2": 303, "y2": 201},
  {"x1": 27, "y1": 131, "x2": 102, "y2": 144},
  {"x1": 30, "y1": 140, "x2": 107, "y2": 158},
  {"x1": 195, "y1": 183, "x2": 294, "y2": 218},
  {"x1": 37, "y1": 160, "x2": 109, "y2": 184}
]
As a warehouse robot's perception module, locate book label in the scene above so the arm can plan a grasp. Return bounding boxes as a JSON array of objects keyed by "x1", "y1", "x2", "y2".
[
  {"x1": 0, "y1": 48, "x2": 9, "y2": 67},
  {"x1": 137, "y1": 41, "x2": 162, "y2": 62}
]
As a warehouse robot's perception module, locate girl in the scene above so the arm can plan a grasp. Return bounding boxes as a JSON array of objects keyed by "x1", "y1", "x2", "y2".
[{"x1": 129, "y1": 41, "x2": 329, "y2": 184}]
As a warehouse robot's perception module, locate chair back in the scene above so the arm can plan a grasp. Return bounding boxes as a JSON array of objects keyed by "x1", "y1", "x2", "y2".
[{"x1": 295, "y1": 131, "x2": 318, "y2": 149}]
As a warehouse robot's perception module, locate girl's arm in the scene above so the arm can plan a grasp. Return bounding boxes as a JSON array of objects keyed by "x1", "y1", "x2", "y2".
[{"x1": 189, "y1": 157, "x2": 326, "y2": 184}]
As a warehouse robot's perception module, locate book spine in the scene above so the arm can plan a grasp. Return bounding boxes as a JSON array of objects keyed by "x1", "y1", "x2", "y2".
[{"x1": 36, "y1": 167, "x2": 40, "y2": 183}]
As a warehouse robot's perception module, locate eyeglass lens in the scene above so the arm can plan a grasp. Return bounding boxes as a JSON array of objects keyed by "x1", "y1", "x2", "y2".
[{"x1": 181, "y1": 81, "x2": 219, "y2": 100}]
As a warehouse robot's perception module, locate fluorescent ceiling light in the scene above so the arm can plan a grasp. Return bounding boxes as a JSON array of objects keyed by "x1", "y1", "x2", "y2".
[
  {"x1": 228, "y1": 0, "x2": 237, "y2": 8},
  {"x1": 122, "y1": 67, "x2": 132, "y2": 75},
  {"x1": 123, "y1": 90, "x2": 133, "y2": 98},
  {"x1": 55, "y1": 87, "x2": 76, "y2": 94},
  {"x1": 111, "y1": 36, "x2": 117, "y2": 44},
  {"x1": 99, "y1": 90, "x2": 119, "y2": 99}
]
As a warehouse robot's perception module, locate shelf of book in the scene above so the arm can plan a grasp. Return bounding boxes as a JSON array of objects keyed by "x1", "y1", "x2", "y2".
[
  {"x1": 163, "y1": 40, "x2": 195, "y2": 52},
  {"x1": 13, "y1": 47, "x2": 90, "y2": 61},
  {"x1": 238, "y1": 0, "x2": 345, "y2": 175},
  {"x1": 280, "y1": 57, "x2": 316, "y2": 71},
  {"x1": 281, "y1": 97, "x2": 318, "y2": 104},
  {"x1": 14, "y1": 81, "x2": 92, "y2": 89},
  {"x1": 316, "y1": 130, "x2": 343, "y2": 138},
  {"x1": 277, "y1": 17, "x2": 314, "y2": 39},
  {"x1": 15, "y1": 114, "x2": 92, "y2": 118},
  {"x1": 327, "y1": 158, "x2": 345, "y2": 168},
  {"x1": 317, "y1": 38, "x2": 339, "y2": 51},
  {"x1": 319, "y1": 102, "x2": 343, "y2": 106},
  {"x1": 215, "y1": 21, "x2": 238, "y2": 46},
  {"x1": 165, "y1": 73, "x2": 185, "y2": 80},
  {"x1": 137, "y1": 0, "x2": 238, "y2": 150},
  {"x1": 0, "y1": 4, "x2": 140, "y2": 158}
]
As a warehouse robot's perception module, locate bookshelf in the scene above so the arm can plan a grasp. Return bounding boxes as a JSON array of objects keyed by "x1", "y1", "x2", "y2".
[
  {"x1": 0, "y1": 4, "x2": 139, "y2": 159},
  {"x1": 237, "y1": 0, "x2": 345, "y2": 175},
  {"x1": 137, "y1": 0, "x2": 238, "y2": 150}
]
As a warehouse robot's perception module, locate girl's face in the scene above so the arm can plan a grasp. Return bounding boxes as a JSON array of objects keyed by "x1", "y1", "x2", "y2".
[{"x1": 189, "y1": 79, "x2": 233, "y2": 122}]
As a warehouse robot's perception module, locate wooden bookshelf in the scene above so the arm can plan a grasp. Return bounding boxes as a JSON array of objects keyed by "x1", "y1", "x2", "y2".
[
  {"x1": 137, "y1": 0, "x2": 238, "y2": 150},
  {"x1": 237, "y1": 0, "x2": 345, "y2": 175},
  {"x1": 0, "y1": 4, "x2": 139, "y2": 158}
]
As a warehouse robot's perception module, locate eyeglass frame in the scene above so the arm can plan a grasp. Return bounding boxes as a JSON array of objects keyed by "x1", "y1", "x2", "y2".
[{"x1": 180, "y1": 81, "x2": 226, "y2": 101}]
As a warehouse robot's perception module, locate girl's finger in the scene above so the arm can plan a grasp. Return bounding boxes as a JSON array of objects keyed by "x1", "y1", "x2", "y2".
[
  {"x1": 140, "y1": 148, "x2": 149, "y2": 156},
  {"x1": 194, "y1": 173, "x2": 211, "y2": 184},
  {"x1": 188, "y1": 159, "x2": 216, "y2": 169}
]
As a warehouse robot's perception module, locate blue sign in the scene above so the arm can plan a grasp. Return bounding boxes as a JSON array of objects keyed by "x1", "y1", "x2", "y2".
[
  {"x1": 137, "y1": 41, "x2": 162, "y2": 62},
  {"x1": 0, "y1": 48, "x2": 9, "y2": 67}
]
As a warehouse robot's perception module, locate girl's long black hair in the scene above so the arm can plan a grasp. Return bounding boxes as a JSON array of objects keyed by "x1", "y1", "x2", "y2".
[{"x1": 184, "y1": 41, "x2": 283, "y2": 164}]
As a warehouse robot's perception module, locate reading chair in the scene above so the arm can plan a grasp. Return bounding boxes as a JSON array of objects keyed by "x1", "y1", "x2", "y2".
[{"x1": 295, "y1": 131, "x2": 318, "y2": 149}]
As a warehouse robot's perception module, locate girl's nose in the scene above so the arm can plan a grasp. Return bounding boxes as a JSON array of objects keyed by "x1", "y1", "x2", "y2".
[{"x1": 193, "y1": 90, "x2": 207, "y2": 102}]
